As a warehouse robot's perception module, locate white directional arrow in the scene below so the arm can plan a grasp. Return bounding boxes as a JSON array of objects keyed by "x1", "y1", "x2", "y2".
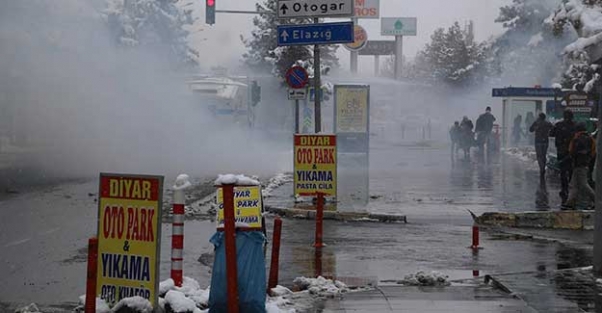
[{"x1": 280, "y1": 30, "x2": 289, "y2": 42}]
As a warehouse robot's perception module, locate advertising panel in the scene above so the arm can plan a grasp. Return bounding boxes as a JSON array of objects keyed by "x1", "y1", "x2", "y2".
[
  {"x1": 381, "y1": 17, "x2": 417, "y2": 36},
  {"x1": 335, "y1": 85, "x2": 369, "y2": 133},
  {"x1": 216, "y1": 186, "x2": 263, "y2": 229},
  {"x1": 354, "y1": 0, "x2": 379, "y2": 18},
  {"x1": 294, "y1": 134, "x2": 337, "y2": 196},
  {"x1": 96, "y1": 173, "x2": 163, "y2": 308}
]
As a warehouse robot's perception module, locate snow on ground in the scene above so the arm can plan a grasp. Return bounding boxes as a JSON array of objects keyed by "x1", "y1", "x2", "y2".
[
  {"x1": 397, "y1": 271, "x2": 451, "y2": 287},
  {"x1": 75, "y1": 276, "x2": 360, "y2": 313},
  {"x1": 504, "y1": 147, "x2": 539, "y2": 169},
  {"x1": 262, "y1": 173, "x2": 293, "y2": 198}
]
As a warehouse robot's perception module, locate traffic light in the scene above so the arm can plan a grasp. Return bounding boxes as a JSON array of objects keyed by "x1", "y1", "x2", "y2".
[
  {"x1": 251, "y1": 81, "x2": 261, "y2": 106},
  {"x1": 206, "y1": 0, "x2": 215, "y2": 25}
]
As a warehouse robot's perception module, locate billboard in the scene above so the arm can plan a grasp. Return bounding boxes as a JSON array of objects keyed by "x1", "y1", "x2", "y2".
[
  {"x1": 294, "y1": 134, "x2": 337, "y2": 196},
  {"x1": 335, "y1": 85, "x2": 370, "y2": 133},
  {"x1": 354, "y1": 0, "x2": 379, "y2": 18},
  {"x1": 96, "y1": 173, "x2": 163, "y2": 308},
  {"x1": 216, "y1": 186, "x2": 263, "y2": 229},
  {"x1": 381, "y1": 17, "x2": 417, "y2": 36}
]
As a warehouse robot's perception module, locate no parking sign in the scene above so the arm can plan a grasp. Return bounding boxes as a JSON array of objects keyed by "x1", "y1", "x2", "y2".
[{"x1": 285, "y1": 66, "x2": 309, "y2": 89}]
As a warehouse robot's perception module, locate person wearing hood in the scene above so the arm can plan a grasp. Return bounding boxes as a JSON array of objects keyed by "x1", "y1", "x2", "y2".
[
  {"x1": 460, "y1": 116, "x2": 474, "y2": 159},
  {"x1": 565, "y1": 122, "x2": 596, "y2": 209}
]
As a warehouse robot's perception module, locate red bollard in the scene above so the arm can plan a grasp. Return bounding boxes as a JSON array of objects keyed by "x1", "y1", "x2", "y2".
[
  {"x1": 471, "y1": 225, "x2": 479, "y2": 250},
  {"x1": 314, "y1": 193, "x2": 324, "y2": 248},
  {"x1": 85, "y1": 237, "x2": 98, "y2": 313},
  {"x1": 314, "y1": 247, "x2": 323, "y2": 278},
  {"x1": 222, "y1": 184, "x2": 239, "y2": 313},
  {"x1": 171, "y1": 190, "x2": 185, "y2": 287},
  {"x1": 267, "y1": 217, "x2": 283, "y2": 293}
]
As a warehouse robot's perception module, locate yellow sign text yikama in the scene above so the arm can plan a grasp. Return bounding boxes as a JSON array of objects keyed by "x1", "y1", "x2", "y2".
[
  {"x1": 216, "y1": 186, "x2": 263, "y2": 229},
  {"x1": 96, "y1": 174, "x2": 163, "y2": 308},
  {"x1": 294, "y1": 134, "x2": 337, "y2": 196}
]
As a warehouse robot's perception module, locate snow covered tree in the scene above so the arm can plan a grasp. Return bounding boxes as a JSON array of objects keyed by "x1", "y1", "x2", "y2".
[
  {"x1": 488, "y1": 0, "x2": 566, "y2": 87},
  {"x1": 547, "y1": 0, "x2": 602, "y2": 90},
  {"x1": 410, "y1": 22, "x2": 488, "y2": 86},
  {"x1": 104, "y1": 0, "x2": 199, "y2": 67},
  {"x1": 242, "y1": 0, "x2": 338, "y2": 81}
]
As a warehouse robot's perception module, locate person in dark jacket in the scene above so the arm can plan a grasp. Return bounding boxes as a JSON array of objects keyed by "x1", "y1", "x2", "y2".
[
  {"x1": 565, "y1": 122, "x2": 596, "y2": 209},
  {"x1": 550, "y1": 110, "x2": 576, "y2": 204},
  {"x1": 529, "y1": 113, "x2": 553, "y2": 184},
  {"x1": 475, "y1": 106, "x2": 496, "y2": 156},
  {"x1": 460, "y1": 116, "x2": 474, "y2": 159},
  {"x1": 512, "y1": 114, "x2": 523, "y2": 146},
  {"x1": 449, "y1": 121, "x2": 461, "y2": 156}
]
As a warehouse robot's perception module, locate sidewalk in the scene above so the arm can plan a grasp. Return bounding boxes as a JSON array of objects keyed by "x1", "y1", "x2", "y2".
[{"x1": 321, "y1": 281, "x2": 538, "y2": 312}]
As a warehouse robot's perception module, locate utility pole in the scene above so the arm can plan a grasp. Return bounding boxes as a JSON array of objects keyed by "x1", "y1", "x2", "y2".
[
  {"x1": 314, "y1": 17, "x2": 321, "y2": 133},
  {"x1": 350, "y1": 17, "x2": 358, "y2": 74},
  {"x1": 594, "y1": 81, "x2": 602, "y2": 277}
]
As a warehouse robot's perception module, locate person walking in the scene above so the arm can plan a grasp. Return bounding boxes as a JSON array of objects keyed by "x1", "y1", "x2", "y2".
[
  {"x1": 565, "y1": 122, "x2": 596, "y2": 209},
  {"x1": 475, "y1": 106, "x2": 496, "y2": 157},
  {"x1": 550, "y1": 110, "x2": 577, "y2": 205},
  {"x1": 529, "y1": 113, "x2": 553, "y2": 184},
  {"x1": 460, "y1": 116, "x2": 474, "y2": 159},
  {"x1": 449, "y1": 121, "x2": 461, "y2": 156}
]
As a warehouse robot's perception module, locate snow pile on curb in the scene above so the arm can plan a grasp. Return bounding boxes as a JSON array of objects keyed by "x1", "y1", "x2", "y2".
[
  {"x1": 398, "y1": 271, "x2": 451, "y2": 287},
  {"x1": 215, "y1": 174, "x2": 260, "y2": 186},
  {"x1": 15, "y1": 303, "x2": 42, "y2": 313},
  {"x1": 293, "y1": 276, "x2": 348, "y2": 297},
  {"x1": 262, "y1": 173, "x2": 293, "y2": 198},
  {"x1": 77, "y1": 276, "x2": 362, "y2": 313}
]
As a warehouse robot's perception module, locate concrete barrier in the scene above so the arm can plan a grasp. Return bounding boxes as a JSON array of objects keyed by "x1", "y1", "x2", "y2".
[{"x1": 477, "y1": 210, "x2": 594, "y2": 230}]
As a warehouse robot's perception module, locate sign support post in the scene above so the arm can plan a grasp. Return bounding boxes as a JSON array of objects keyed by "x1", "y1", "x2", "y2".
[
  {"x1": 295, "y1": 99, "x2": 300, "y2": 133},
  {"x1": 314, "y1": 17, "x2": 322, "y2": 134},
  {"x1": 350, "y1": 18, "x2": 358, "y2": 74},
  {"x1": 374, "y1": 55, "x2": 380, "y2": 76},
  {"x1": 394, "y1": 35, "x2": 403, "y2": 80}
]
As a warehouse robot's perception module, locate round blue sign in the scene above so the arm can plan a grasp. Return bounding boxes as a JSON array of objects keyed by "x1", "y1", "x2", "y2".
[{"x1": 286, "y1": 66, "x2": 309, "y2": 89}]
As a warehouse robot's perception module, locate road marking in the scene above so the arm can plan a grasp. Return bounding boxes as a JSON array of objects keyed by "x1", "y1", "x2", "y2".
[{"x1": 4, "y1": 238, "x2": 31, "y2": 247}]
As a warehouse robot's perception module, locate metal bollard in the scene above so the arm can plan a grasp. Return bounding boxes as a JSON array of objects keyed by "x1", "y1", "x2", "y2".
[
  {"x1": 222, "y1": 184, "x2": 239, "y2": 313},
  {"x1": 471, "y1": 225, "x2": 479, "y2": 250},
  {"x1": 267, "y1": 218, "x2": 283, "y2": 293},
  {"x1": 85, "y1": 237, "x2": 98, "y2": 313},
  {"x1": 171, "y1": 174, "x2": 190, "y2": 287},
  {"x1": 314, "y1": 193, "x2": 324, "y2": 248}
]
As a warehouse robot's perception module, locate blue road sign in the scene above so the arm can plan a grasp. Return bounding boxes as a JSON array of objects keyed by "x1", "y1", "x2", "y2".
[
  {"x1": 286, "y1": 66, "x2": 309, "y2": 89},
  {"x1": 277, "y1": 22, "x2": 354, "y2": 46}
]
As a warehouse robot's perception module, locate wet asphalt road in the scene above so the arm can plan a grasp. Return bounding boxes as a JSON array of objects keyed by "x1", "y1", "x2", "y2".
[{"x1": 0, "y1": 135, "x2": 590, "y2": 311}]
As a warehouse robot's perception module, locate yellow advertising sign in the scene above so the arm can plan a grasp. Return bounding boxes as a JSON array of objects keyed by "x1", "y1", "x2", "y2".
[
  {"x1": 294, "y1": 134, "x2": 337, "y2": 197},
  {"x1": 216, "y1": 186, "x2": 263, "y2": 229},
  {"x1": 335, "y1": 86, "x2": 369, "y2": 133},
  {"x1": 96, "y1": 174, "x2": 163, "y2": 308}
]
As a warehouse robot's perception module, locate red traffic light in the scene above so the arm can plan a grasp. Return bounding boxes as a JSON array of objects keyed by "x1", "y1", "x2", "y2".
[{"x1": 207, "y1": 0, "x2": 215, "y2": 6}]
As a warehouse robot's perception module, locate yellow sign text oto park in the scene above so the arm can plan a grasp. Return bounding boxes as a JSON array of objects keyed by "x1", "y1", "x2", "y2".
[
  {"x1": 294, "y1": 134, "x2": 337, "y2": 197},
  {"x1": 216, "y1": 185, "x2": 263, "y2": 229},
  {"x1": 96, "y1": 174, "x2": 163, "y2": 308}
]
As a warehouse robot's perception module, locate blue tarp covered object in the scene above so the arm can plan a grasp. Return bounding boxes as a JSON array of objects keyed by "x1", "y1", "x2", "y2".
[{"x1": 208, "y1": 231, "x2": 267, "y2": 313}]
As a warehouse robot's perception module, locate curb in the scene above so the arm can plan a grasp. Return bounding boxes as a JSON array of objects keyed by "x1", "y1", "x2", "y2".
[
  {"x1": 265, "y1": 206, "x2": 407, "y2": 223},
  {"x1": 476, "y1": 210, "x2": 594, "y2": 230}
]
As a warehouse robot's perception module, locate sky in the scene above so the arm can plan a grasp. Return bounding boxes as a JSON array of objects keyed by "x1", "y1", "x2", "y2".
[{"x1": 190, "y1": 0, "x2": 511, "y2": 72}]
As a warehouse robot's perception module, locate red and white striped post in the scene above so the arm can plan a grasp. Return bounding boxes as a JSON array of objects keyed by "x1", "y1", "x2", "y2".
[{"x1": 171, "y1": 174, "x2": 191, "y2": 287}]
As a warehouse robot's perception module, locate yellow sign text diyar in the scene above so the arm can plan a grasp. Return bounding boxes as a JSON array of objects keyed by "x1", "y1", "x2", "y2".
[
  {"x1": 96, "y1": 174, "x2": 163, "y2": 308},
  {"x1": 216, "y1": 186, "x2": 263, "y2": 229},
  {"x1": 336, "y1": 87, "x2": 369, "y2": 133},
  {"x1": 294, "y1": 134, "x2": 337, "y2": 197}
]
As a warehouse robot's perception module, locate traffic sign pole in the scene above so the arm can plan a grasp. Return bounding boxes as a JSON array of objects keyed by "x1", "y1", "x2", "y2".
[
  {"x1": 350, "y1": 17, "x2": 358, "y2": 74},
  {"x1": 374, "y1": 55, "x2": 380, "y2": 76},
  {"x1": 314, "y1": 18, "x2": 321, "y2": 133},
  {"x1": 394, "y1": 35, "x2": 403, "y2": 80}
]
